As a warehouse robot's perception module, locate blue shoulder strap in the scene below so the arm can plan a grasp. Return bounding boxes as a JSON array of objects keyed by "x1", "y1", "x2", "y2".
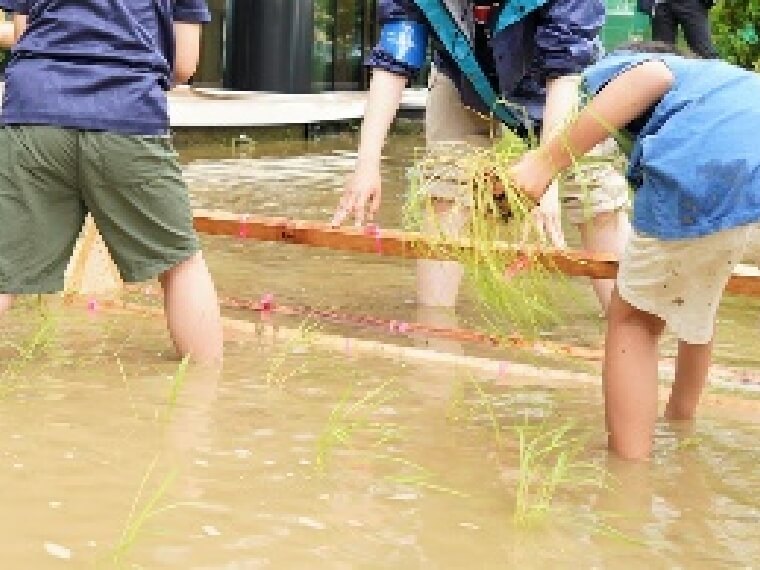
[
  {"x1": 411, "y1": 0, "x2": 548, "y2": 127},
  {"x1": 494, "y1": 0, "x2": 549, "y2": 33}
]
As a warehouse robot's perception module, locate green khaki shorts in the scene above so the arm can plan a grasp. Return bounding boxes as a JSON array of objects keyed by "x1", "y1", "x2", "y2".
[{"x1": 0, "y1": 126, "x2": 200, "y2": 293}]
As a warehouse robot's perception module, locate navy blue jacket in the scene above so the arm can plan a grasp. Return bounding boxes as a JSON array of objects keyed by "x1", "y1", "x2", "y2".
[{"x1": 368, "y1": 0, "x2": 605, "y2": 124}]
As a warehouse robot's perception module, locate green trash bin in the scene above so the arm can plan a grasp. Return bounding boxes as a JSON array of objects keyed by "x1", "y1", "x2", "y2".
[{"x1": 602, "y1": 0, "x2": 651, "y2": 51}]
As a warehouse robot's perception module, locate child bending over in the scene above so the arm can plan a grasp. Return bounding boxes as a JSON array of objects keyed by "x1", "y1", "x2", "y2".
[
  {"x1": 508, "y1": 42, "x2": 760, "y2": 459},
  {"x1": 0, "y1": 0, "x2": 223, "y2": 366}
]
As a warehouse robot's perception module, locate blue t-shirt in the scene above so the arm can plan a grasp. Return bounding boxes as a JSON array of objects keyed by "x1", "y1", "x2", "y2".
[
  {"x1": 0, "y1": 0, "x2": 210, "y2": 135},
  {"x1": 582, "y1": 53, "x2": 760, "y2": 240}
]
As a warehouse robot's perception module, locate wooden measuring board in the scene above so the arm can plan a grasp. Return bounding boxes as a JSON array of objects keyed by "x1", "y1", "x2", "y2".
[{"x1": 192, "y1": 210, "x2": 760, "y2": 297}]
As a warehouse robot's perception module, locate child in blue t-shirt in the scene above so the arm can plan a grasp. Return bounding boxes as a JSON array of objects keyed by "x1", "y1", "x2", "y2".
[
  {"x1": 508, "y1": 42, "x2": 760, "y2": 459},
  {"x1": 0, "y1": 0, "x2": 223, "y2": 366}
]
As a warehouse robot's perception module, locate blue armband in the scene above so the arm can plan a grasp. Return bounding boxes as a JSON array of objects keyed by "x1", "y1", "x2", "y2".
[{"x1": 378, "y1": 20, "x2": 428, "y2": 70}]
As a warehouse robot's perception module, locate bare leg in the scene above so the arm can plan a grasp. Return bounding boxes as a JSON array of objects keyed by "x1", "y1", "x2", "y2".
[
  {"x1": 159, "y1": 252, "x2": 223, "y2": 367},
  {"x1": 417, "y1": 198, "x2": 468, "y2": 308},
  {"x1": 604, "y1": 288, "x2": 665, "y2": 460},
  {"x1": 665, "y1": 339, "x2": 712, "y2": 420},
  {"x1": 0, "y1": 294, "x2": 13, "y2": 315},
  {"x1": 578, "y1": 210, "x2": 631, "y2": 314}
]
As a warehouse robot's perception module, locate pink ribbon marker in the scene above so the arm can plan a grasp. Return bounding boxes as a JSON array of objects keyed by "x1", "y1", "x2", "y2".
[
  {"x1": 504, "y1": 253, "x2": 531, "y2": 279},
  {"x1": 259, "y1": 293, "x2": 275, "y2": 312},
  {"x1": 388, "y1": 320, "x2": 411, "y2": 335},
  {"x1": 238, "y1": 214, "x2": 250, "y2": 239},
  {"x1": 87, "y1": 298, "x2": 98, "y2": 313},
  {"x1": 364, "y1": 223, "x2": 382, "y2": 255}
]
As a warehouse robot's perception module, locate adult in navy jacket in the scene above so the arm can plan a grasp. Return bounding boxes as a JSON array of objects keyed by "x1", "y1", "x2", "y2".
[{"x1": 332, "y1": 0, "x2": 631, "y2": 311}]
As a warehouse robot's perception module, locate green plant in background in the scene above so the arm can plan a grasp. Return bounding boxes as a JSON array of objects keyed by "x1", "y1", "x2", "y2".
[{"x1": 711, "y1": 0, "x2": 760, "y2": 71}]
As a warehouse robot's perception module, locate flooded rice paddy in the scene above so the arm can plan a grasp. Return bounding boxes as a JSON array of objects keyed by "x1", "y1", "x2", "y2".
[{"x1": 1, "y1": 130, "x2": 758, "y2": 568}]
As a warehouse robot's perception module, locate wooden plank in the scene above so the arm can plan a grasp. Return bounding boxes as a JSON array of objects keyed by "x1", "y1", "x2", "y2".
[{"x1": 192, "y1": 210, "x2": 760, "y2": 296}]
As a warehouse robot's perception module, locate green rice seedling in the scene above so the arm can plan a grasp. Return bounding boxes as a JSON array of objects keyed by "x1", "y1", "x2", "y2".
[
  {"x1": 380, "y1": 454, "x2": 470, "y2": 498},
  {"x1": 445, "y1": 377, "x2": 469, "y2": 423},
  {"x1": 264, "y1": 318, "x2": 318, "y2": 386},
  {"x1": 159, "y1": 355, "x2": 191, "y2": 424},
  {"x1": 579, "y1": 512, "x2": 648, "y2": 546},
  {"x1": 315, "y1": 376, "x2": 401, "y2": 472},
  {"x1": 468, "y1": 374, "x2": 506, "y2": 448},
  {"x1": 512, "y1": 420, "x2": 609, "y2": 526},
  {"x1": 675, "y1": 436, "x2": 703, "y2": 451},
  {"x1": 447, "y1": 375, "x2": 644, "y2": 544},
  {"x1": 446, "y1": 373, "x2": 507, "y2": 449},
  {"x1": 404, "y1": 129, "x2": 578, "y2": 338},
  {"x1": 1, "y1": 297, "x2": 58, "y2": 398},
  {"x1": 315, "y1": 377, "x2": 468, "y2": 498},
  {"x1": 108, "y1": 454, "x2": 178, "y2": 567},
  {"x1": 115, "y1": 355, "x2": 141, "y2": 423},
  {"x1": 405, "y1": 109, "x2": 629, "y2": 339}
]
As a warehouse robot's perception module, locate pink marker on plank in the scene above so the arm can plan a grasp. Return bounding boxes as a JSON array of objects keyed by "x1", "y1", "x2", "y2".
[
  {"x1": 504, "y1": 253, "x2": 531, "y2": 279},
  {"x1": 259, "y1": 293, "x2": 275, "y2": 312},
  {"x1": 238, "y1": 214, "x2": 250, "y2": 239},
  {"x1": 364, "y1": 223, "x2": 382, "y2": 255}
]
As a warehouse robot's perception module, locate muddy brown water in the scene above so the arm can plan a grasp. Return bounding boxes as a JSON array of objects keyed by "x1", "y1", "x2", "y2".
[{"x1": 0, "y1": 132, "x2": 758, "y2": 568}]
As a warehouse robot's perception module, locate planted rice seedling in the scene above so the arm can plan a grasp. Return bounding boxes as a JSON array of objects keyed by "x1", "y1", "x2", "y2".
[
  {"x1": 315, "y1": 376, "x2": 467, "y2": 497},
  {"x1": 264, "y1": 318, "x2": 318, "y2": 386},
  {"x1": 108, "y1": 454, "x2": 179, "y2": 567},
  {"x1": 1, "y1": 297, "x2": 58, "y2": 398},
  {"x1": 512, "y1": 420, "x2": 608, "y2": 525}
]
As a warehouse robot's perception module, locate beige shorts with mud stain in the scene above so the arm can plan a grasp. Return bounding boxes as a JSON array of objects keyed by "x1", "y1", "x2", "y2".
[
  {"x1": 423, "y1": 67, "x2": 630, "y2": 225},
  {"x1": 618, "y1": 224, "x2": 760, "y2": 345}
]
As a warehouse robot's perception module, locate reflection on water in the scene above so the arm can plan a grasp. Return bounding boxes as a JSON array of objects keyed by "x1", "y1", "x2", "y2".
[{"x1": 1, "y1": 306, "x2": 758, "y2": 568}]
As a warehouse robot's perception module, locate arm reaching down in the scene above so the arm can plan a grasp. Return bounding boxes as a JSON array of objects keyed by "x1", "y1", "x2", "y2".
[
  {"x1": 331, "y1": 69, "x2": 407, "y2": 227},
  {"x1": 509, "y1": 60, "x2": 675, "y2": 202},
  {"x1": 529, "y1": 74, "x2": 583, "y2": 248}
]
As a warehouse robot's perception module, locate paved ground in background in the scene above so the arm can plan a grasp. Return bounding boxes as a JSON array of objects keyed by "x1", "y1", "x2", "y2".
[{"x1": 0, "y1": 83, "x2": 427, "y2": 128}]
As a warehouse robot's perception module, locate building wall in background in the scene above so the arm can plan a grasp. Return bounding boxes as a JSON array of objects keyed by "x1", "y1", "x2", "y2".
[
  {"x1": 194, "y1": 0, "x2": 376, "y2": 92},
  {"x1": 0, "y1": 2, "x2": 650, "y2": 87}
]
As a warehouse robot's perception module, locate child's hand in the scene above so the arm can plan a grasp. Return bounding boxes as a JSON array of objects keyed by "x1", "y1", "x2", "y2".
[
  {"x1": 506, "y1": 150, "x2": 556, "y2": 204},
  {"x1": 526, "y1": 181, "x2": 566, "y2": 248}
]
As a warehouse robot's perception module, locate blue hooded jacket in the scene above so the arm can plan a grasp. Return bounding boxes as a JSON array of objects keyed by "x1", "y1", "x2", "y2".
[{"x1": 368, "y1": 0, "x2": 605, "y2": 127}]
